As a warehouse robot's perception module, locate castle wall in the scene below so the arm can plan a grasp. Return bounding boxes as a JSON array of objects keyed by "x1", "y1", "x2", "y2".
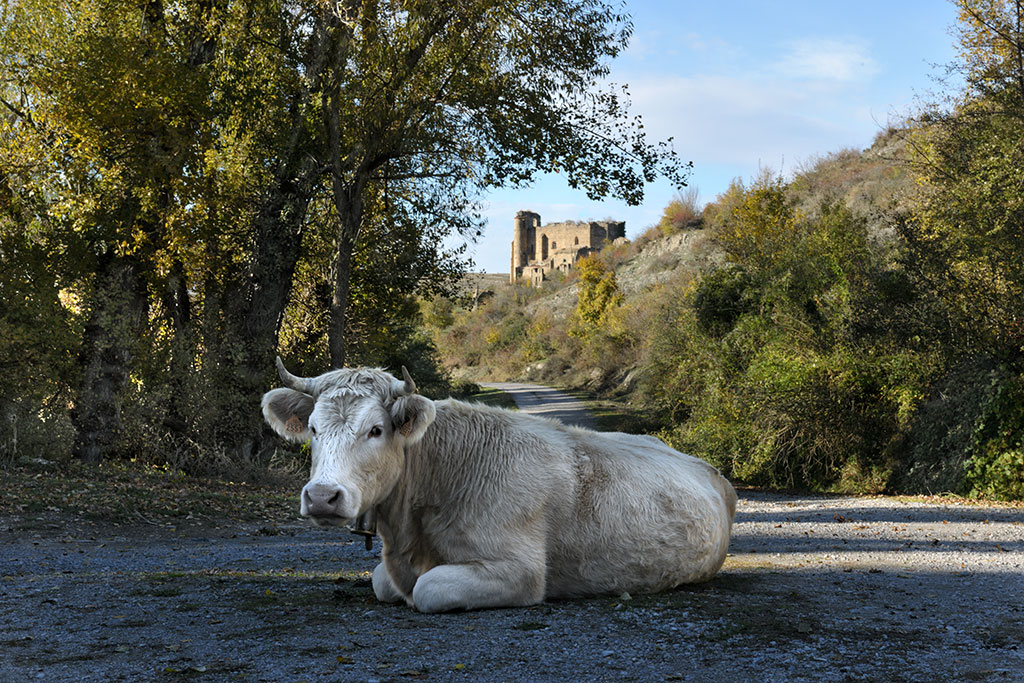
[
  {"x1": 510, "y1": 213, "x2": 625, "y2": 285},
  {"x1": 589, "y1": 220, "x2": 625, "y2": 246},
  {"x1": 535, "y1": 220, "x2": 599, "y2": 259}
]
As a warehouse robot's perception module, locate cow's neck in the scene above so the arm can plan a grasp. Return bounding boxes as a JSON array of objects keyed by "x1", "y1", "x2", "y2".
[
  {"x1": 358, "y1": 425, "x2": 429, "y2": 546},
  {"x1": 373, "y1": 438, "x2": 419, "y2": 534},
  {"x1": 372, "y1": 435, "x2": 444, "y2": 568}
]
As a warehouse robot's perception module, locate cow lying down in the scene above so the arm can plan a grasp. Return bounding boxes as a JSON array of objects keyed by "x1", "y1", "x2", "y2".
[{"x1": 262, "y1": 359, "x2": 736, "y2": 613}]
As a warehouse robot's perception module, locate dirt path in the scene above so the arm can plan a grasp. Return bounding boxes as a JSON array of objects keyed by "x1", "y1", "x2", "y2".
[
  {"x1": 3, "y1": 490, "x2": 1022, "y2": 682},
  {"x1": 478, "y1": 382, "x2": 597, "y2": 429}
]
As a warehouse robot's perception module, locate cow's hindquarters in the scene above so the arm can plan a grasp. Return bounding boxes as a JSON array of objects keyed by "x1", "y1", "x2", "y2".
[{"x1": 544, "y1": 433, "x2": 735, "y2": 598}]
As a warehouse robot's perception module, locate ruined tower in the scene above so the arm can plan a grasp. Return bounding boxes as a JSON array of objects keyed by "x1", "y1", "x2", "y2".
[{"x1": 510, "y1": 210, "x2": 540, "y2": 283}]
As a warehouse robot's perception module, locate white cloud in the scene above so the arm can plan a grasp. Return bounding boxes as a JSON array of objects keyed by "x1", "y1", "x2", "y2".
[
  {"x1": 773, "y1": 38, "x2": 880, "y2": 83},
  {"x1": 469, "y1": 35, "x2": 889, "y2": 272},
  {"x1": 681, "y1": 32, "x2": 742, "y2": 56},
  {"x1": 626, "y1": 73, "x2": 854, "y2": 168}
]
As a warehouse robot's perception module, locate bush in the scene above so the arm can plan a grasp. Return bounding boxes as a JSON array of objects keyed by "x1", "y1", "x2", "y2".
[
  {"x1": 569, "y1": 255, "x2": 623, "y2": 341},
  {"x1": 962, "y1": 371, "x2": 1024, "y2": 500},
  {"x1": 631, "y1": 225, "x2": 662, "y2": 252},
  {"x1": 693, "y1": 267, "x2": 756, "y2": 337},
  {"x1": 658, "y1": 186, "x2": 702, "y2": 236},
  {"x1": 0, "y1": 227, "x2": 80, "y2": 462},
  {"x1": 900, "y1": 363, "x2": 1024, "y2": 500}
]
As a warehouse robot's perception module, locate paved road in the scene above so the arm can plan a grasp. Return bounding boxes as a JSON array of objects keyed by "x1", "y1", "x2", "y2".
[{"x1": 479, "y1": 381, "x2": 597, "y2": 429}]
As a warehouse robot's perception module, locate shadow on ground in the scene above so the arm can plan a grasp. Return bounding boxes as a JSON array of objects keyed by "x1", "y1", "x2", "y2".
[{"x1": 3, "y1": 491, "x2": 1022, "y2": 682}]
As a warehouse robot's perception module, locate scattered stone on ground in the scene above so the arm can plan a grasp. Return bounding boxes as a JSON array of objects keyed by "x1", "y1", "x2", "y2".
[{"x1": 2, "y1": 490, "x2": 1022, "y2": 682}]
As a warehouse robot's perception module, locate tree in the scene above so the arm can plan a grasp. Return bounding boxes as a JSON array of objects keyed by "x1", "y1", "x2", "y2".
[
  {"x1": 0, "y1": 0, "x2": 224, "y2": 460},
  {"x1": 711, "y1": 171, "x2": 803, "y2": 273},
  {"x1": 894, "y1": 0, "x2": 1024, "y2": 498},
  {"x1": 0, "y1": 183, "x2": 80, "y2": 459},
  {"x1": 0, "y1": 0, "x2": 687, "y2": 463},
  {"x1": 905, "y1": 0, "x2": 1024, "y2": 368},
  {"x1": 569, "y1": 255, "x2": 623, "y2": 340},
  {"x1": 952, "y1": 0, "x2": 1024, "y2": 104},
  {"x1": 311, "y1": 0, "x2": 689, "y2": 366}
]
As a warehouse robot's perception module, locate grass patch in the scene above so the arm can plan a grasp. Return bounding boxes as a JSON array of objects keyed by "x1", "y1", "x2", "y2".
[
  {"x1": 466, "y1": 387, "x2": 518, "y2": 410},
  {"x1": 557, "y1": 388, "x2": 661, "y2": 434},
  {"x1": 0, "y1": 459, "x2": 300, "y2": 527}
]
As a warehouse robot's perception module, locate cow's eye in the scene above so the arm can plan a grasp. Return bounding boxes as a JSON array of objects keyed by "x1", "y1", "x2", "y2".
[
  {"x1": 309, "y1": 425, "x2": 317, "y2": 436},
  {"x1": 368, "y1": 425, "x2": 383, "y2": 438}
]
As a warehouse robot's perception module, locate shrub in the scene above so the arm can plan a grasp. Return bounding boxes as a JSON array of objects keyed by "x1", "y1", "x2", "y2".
[
  {"x1": 692, "y1": 267, "x2": 757, "y2": 337},
  {"x1": 962, "y1": 371, "x2": 1024, "y2": 500},
  {"x1": 632, "y1": 225, "x2": 662, "y2": 252},
  {"x1": 658, "y1": 186, "x2": 701, "y2": 236}
]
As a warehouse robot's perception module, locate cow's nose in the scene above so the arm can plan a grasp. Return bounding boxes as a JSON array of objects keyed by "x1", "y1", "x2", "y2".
[{"x1": 303, "y1": 483, "x2": 346, "y2": 517}]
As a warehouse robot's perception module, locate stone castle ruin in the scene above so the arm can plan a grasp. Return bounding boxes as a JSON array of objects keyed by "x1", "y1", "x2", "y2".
[{"x1": 510, "y1": 210, "x2": 626, "y2": 285}]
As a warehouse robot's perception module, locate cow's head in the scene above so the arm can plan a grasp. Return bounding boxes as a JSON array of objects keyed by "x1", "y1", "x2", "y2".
[{"x1": 261, "y1": 358, "x2": 435, "y2": 527}]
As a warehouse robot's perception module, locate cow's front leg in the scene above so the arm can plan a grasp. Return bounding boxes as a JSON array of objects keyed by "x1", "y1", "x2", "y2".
[
  {"x1": 411, "y1": 560, "x2": 545, "y2": 613},
  {"x1": 371, "y1": 562, "x2": 406, "y2": 604},
  {"x1": 377, "y1": 537, "x2": 418, "y2": 606}
]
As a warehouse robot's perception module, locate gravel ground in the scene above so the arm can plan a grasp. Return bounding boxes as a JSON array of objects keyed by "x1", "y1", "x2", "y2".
[
  {"x1": 3, "y1": 387, "x2": 1023, "y2": 681},
  {"x1": 2, "y1": 491, "x2": 1022, "y2": 682}
]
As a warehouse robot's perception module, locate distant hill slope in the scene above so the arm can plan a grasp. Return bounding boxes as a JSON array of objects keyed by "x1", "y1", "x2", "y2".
[
  {"x1": 458, "y1": 272, "x2": 510, "y2": 295},
  {"x1": 788, "y1": 127, "x2": 913, "y2": 231},
  {"x1": 459, "y1": 127, "x2": 913, "y2": 318},
  {"x1": 441, "y1": 127, "x2": 916, "y2": 387}
]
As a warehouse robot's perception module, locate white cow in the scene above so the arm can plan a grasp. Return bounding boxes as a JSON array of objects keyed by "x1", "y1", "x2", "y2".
[{"x1": 262, "y1": 359, "x2": 736, "y2": 613}]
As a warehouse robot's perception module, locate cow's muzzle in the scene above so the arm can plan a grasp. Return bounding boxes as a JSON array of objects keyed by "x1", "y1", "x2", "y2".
[{"x1": 302, "y1": 482, "x2": 350, "y2": 523}]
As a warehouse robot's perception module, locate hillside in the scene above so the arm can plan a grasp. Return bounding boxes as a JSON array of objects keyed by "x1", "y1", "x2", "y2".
[{"x1": 444, "y1": 126, "x2": 912, "y2": 383}]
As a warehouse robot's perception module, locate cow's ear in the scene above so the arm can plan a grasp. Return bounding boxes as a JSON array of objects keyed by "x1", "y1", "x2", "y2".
[
  {"x1": 262, "y1": 388, "x2": 314, "y2": 442},
  {"x1": 390, "y1": 394, "x2": 435, "y2": 445}
]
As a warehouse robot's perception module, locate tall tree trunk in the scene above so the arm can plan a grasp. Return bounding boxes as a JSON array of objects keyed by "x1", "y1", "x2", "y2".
[
  {"x1": 328, "y1": 206, "x2": 360, "y2": 368},
  {"x1": 210, "y1": 4, "x2": 347, "y2": 460},
  {"x1": 322, "y1": 2, "x2": 361, "y2": 369},
  {"x1": 69, "y1": 0, "x2": 225, "y2": 462},
  {"x1": 72, "y1": 251, "x2": 148, "y2": 462},
  {"x1": 218, "y1": 166, "x2": 318, "y2": 462},
  {"x1": 161, "y1": 258, "x2": 194, "y2": 435}
]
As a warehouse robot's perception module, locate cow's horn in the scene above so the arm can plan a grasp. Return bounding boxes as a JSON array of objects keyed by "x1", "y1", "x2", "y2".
[
  {"x1": 276, "y1": 356, "x2": 316, "y2": 395},
  {"x1": 400, "y1": 366, "x2": 417, "y2": 395}
]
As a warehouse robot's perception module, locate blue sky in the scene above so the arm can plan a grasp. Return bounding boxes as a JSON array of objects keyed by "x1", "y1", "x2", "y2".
[{"x1": 465, "y1": 0, "x2": 961, "y2": 274}]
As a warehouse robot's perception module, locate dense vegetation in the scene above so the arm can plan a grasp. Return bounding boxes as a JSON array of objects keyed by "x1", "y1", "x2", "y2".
[
  {"x1": 426, "y1": 1, "x2": 1024, "y2": 500},
  {"x1": 0, "y1": 0, "x2": 685, "y2": 473},
  {"x1": 3, "y1": 1, "x2": 1021, "y2": 501}
]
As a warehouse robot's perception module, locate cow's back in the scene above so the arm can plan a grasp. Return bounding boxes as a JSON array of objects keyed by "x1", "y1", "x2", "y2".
[
  {"x1": 393, "y1": 400, "x2": 734, "y2": 602},
  {"x1": 392, "y1": 401, "x2": 578, "y2": 569}
]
